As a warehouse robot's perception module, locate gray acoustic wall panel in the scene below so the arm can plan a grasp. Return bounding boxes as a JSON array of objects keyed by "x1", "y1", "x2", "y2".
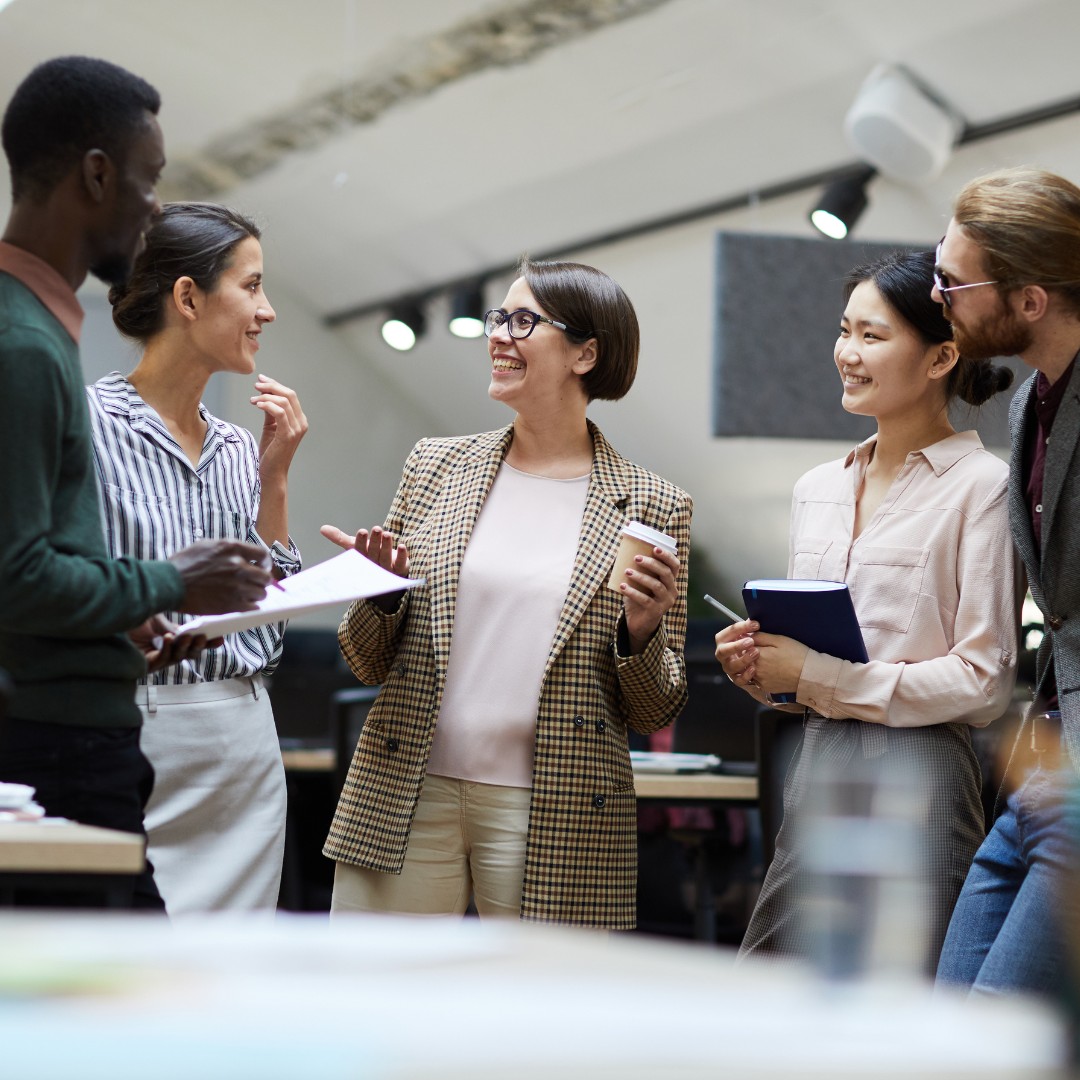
[{"x1": 712, "y1": 232, "x2": 1026, "y2": 447}]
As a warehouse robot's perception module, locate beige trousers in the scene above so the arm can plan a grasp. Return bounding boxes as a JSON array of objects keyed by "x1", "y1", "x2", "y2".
[{"x1": 330, "y1": 774, "x2": 531, "y2": 919}]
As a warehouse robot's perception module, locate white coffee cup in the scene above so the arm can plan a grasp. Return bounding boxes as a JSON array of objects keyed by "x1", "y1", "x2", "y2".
[{"x1": 606, "y1": 521, "x2": 677, "y2": 593}]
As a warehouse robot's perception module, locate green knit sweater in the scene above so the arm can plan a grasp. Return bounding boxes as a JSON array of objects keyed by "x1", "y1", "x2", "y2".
[{"x1": 0, "y1": 271, "x2": 184, "y2": 726}]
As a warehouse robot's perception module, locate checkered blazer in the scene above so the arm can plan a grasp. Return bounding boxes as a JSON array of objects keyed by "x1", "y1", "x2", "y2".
[
  {"x1": 323, "y1": 421, "x2": 692, "y2": 927},
  {"x1": 1008, "y1": 360, "x2": 1080, "y2": 773}
]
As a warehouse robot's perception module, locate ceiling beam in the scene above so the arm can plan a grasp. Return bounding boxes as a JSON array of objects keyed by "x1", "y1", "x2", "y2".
[{"x1": 160, "y1": 0, "x2": 677, "y2": 200}]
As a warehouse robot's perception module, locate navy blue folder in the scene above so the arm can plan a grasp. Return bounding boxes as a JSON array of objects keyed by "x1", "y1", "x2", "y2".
[{"x1": 742, "y1": 579, "x2": 869, "y2": 704}]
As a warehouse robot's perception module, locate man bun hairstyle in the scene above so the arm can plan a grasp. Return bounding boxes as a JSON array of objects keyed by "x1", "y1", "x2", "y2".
[
  {"x1": 110, "y1": 203, "x2": 261, "y2": 344},
  {"x1": 518, "y1": 258, "x2": 639, "y2": 402},
  {"x1": 2, "y1": 55, "x2": 160, "y2": 201},
  {"x1": 844, "y1": 248, "x2": 1012, "y2": 408}
]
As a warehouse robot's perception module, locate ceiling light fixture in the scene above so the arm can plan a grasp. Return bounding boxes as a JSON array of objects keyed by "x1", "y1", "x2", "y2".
[
  {"x1": 809, "y1": 166, "x2": 876, "y2": 240},
  {"x1": 844, "y1": 64, "x2": 962, "y2": 184},
  {"x1": 448, "y1": 283, "x2": 486, "y2": 339},
  {"x1": 380, "y1": 301, "x2": 426, "y2": 351}
]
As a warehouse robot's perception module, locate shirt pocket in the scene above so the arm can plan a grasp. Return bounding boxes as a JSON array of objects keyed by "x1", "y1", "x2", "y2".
[
  {"x1": 849, "y1": 544, "x2": 929, "y2": 634},
  {"x1": 99, "y1": 483, "x2": 170, "y2": 562},
  {"x1": 791, "y1": 537, "x2": 832, "y2": 579},
  {"x1": 202, "y1": 504, "x2": 251, "y2": 543}
]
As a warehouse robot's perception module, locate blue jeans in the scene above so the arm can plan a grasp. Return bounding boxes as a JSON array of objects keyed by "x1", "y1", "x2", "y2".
[{"x1": 936, "y1": 763, "x2": 1074, "y2": 998}]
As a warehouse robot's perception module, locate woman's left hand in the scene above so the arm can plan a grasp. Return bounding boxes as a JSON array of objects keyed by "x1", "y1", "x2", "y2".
[
  {"x1": 618, "y1": 545, "x2": 680, "y2": 654},
  {"x1": 749, "y1": 632, "x2": 811, "y2": 699},
  {"x1": 252, "y1": 375, "x2": 308, "y2": 480}
]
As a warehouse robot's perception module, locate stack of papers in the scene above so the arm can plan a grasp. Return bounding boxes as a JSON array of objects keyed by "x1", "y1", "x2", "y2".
[
  {"x1": 178, "y1": 549, "x2": 424, "y2": 638},
  {"x1": 0, "y1": 781, "x2": 45, "y2": 821}
]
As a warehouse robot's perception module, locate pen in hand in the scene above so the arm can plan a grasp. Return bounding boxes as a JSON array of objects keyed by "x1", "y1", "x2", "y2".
[
  {"x1": 703, "y1": 593, "x2": 743, "y2": 623},
  {"x1": 253, "y1": 555, "x2": 287, "y2": 591},
  {"x1": 705, "y1": 593, "x2": 776, "y2": 702}
]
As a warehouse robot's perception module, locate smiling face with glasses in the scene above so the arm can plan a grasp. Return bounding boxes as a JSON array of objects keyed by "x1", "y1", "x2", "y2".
[
  {"x1": 933, "y1": 239, "x2": 999, "y2": 309},
  {"x1": 484, "y1": 277, "x2": 601, "y2": 417}
]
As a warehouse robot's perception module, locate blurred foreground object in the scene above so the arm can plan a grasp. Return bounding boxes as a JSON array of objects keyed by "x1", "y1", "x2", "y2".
[
  {"x1": 0, "y1": 912, "x2": 1066, "y2": 1079},
  {"x1": 803, "y1": 753, "x2": 928, "y2": 981}
]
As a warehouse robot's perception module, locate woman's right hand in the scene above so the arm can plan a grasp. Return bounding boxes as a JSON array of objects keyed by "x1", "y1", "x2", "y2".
[
  {"x1": 714, "y1": 619, "x2": 767, "y2": 702},
  {"x1": 320, "y1": 524, "x2": 410, "y2": 577},
  {"x1": 321, "y1": 524, "x2": 409, "y2": 614}
]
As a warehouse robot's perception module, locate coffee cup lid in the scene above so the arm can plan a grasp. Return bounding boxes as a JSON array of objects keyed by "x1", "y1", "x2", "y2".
[{"x1": 621, "y1": 521, "x2": 677, "y2": 553}]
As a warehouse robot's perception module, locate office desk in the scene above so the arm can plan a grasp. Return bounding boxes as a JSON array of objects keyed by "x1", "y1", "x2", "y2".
[
  {"x1": 280, "y1": 746, "x2": 335, "y2": 773},
  {"x1": 633, "y1": 769, "x2": 758, "y2": 941},
  {"x1": 0, "y1": 822, "x2": 144, "y2": 907},
  {"x1": 281, "y1": 746, "x2": 759, "y2": 803},
  {"x1": 634, "y1": 770, "x2": 757, "y2": 802},
  {"x1": 0, "y1": 913, "x2": 1065, "y2": 1079}
]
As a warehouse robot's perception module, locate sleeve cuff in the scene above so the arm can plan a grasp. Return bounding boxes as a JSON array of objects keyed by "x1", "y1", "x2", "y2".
[
  {"x1": 796, "y1": 649, "x2": 844, "y2": 715},
  {"x1": 249, "y1": 530, "x2": 302, "y2": 578},
  {"x1": 613, "y1": 613, "x2": 667, "y2": 671},
  {"x1": 269, "y1": 538, "x2": 301, "y2": 577}
]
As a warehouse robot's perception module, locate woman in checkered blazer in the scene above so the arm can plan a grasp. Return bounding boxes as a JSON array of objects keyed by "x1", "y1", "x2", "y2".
[{"x1": 321, "y1": 259, "x2": 692, "y2": 928}]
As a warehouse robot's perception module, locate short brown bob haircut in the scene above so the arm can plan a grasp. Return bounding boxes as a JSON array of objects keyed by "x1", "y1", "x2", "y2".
[{"x1": 518, "y1": 257, "x2": 639, "y2": 402}]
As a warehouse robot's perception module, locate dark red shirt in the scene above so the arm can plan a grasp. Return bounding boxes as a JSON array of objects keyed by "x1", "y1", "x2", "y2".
[
  {"x1": 1023, "y1": 355, "x2": 1077, "y2": 709},
  {"x1": 1025, "y1": 357, "x2": 1076, "y2": 552}
]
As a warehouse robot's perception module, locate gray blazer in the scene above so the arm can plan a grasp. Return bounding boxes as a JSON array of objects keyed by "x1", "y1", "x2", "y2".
[{"x1": 1008, "y1": 356, "x2": 1080, "y2": 773}]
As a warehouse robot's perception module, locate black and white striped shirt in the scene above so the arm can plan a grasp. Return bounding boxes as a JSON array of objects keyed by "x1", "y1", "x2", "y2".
[{"x1": 86, "y1": 372, "x2": 301, "y2": 685}]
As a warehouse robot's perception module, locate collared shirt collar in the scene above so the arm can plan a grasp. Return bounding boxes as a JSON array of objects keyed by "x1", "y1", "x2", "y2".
[
  {"x1": 844, "y1": 429, "x2": 985, "y2": 476},
  {"x1": 0, "y1": 241, "x2": 84, "y2": 344},
  {"x1": 93, "y1": 371, "x2": 242, "y2": 472}
]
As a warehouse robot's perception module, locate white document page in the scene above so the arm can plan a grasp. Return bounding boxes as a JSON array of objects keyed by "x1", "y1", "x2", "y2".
[{"x1": 177, "y1": 549, "x2": 423, "y2": 638}]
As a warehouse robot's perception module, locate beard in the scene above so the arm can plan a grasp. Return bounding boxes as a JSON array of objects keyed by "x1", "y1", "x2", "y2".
[{"x1": 948, "y1": 302, "x2": 1032, "y2": 360}]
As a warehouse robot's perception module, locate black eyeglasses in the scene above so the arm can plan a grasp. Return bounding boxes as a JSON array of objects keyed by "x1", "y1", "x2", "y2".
[
  {"x1": 483, "y1": 308, "x2": 578, "y2": 339},
  {"x1": 934, "y1": 240, "x2": 998, "y2": 309}
]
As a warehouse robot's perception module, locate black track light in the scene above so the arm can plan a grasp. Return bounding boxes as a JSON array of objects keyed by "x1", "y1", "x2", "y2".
[
  {"x1": 380, "y1": 300, "x2": 427, "y2": 351},
  {"x1": 448, "y1": 283, "x2": 486, "y2": 339},
  {"x1": 809, "y1": 166, "x2": 876, "y2": 240}
]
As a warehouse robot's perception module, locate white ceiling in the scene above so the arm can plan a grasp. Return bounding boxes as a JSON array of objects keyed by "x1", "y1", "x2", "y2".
[{"x1": 4, "y1": 0, "x2": 1080, "y2": 317}]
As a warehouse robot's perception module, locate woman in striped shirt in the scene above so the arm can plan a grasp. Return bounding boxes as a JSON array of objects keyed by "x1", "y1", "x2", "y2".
[{"x1": 87, "y1": 203, "x2": 308, "y2": 916}]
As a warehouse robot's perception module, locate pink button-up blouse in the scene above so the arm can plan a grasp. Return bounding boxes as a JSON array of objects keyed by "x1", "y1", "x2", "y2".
[{"x1": 792, "y1": 430, "x2": 1018, "y2": 728}]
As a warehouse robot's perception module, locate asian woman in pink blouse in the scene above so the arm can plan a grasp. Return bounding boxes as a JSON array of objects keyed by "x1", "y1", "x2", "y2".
[{"x1": 715, "y1": 249, "x2": 1018, "y2": 972}]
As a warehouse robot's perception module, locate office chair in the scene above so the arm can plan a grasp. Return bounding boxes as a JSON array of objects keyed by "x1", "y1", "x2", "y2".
[
  {"x1": 673, "y1": 661, "x2": 759, "y2": 766},
  {"x1": 330, "y1": 686, "x2": 380, "y2": 796},
  {"x1": 643, "y1": 660, "x2": 762, "y2": 941}
]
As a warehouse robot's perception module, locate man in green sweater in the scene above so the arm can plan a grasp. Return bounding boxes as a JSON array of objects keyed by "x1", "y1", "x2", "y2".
[{"x1": 0, "y1": 56, "x2": 273, "y2": 908}]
